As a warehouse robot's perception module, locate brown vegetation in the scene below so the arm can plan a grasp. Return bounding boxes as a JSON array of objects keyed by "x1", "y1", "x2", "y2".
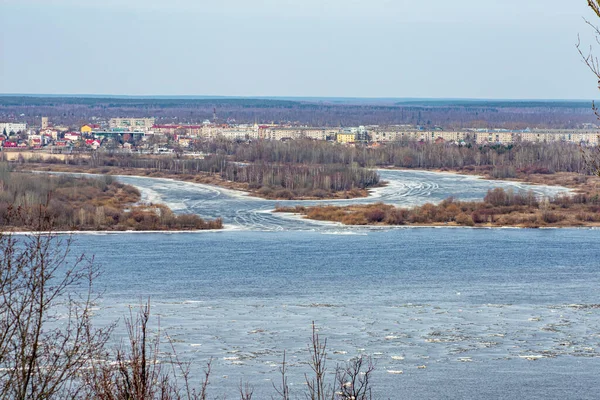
[
  {"x1": 15, "y1": 163, "x2": 375, "y2": 200},
  {"x1": 275, "y1": 187, "x2": 600, "y2": 228},
  {"x1": 0, "y1": 164, "x2": 222, "y2": 231}
]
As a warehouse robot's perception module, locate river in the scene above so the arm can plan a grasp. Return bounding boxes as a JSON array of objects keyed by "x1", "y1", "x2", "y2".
[{"x1": 71, "y1": 170, "x2": 598, "y2": 399}]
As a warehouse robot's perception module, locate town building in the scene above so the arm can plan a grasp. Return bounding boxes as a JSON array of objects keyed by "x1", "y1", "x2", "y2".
[
  {"x1": 109, "y1": 118, "x2": 155, "y2": 131},
  {"x1": 0, "y1": 122, "x2": 27, "y2": 134},
  {"x1": 337, "y1": 132, "x2": 356, "y2": 144},
  {"x1": 81, "y1": 124, "x2": 100, "y2": 134}
]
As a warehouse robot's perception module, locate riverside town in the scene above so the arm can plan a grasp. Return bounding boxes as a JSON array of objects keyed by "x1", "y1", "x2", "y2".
[{"x1": 2, "y1": 117, "x2": 600, "y2": 155}]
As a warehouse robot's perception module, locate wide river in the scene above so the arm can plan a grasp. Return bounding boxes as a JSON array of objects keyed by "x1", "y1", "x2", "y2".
[{"x1": 71, "y1": 170, "x2": 598, "y2": 399}]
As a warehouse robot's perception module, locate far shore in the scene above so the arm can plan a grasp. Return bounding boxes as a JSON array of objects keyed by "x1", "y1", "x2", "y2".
[
  {"x1": 15, "y1": 163, "x2": 377, "y2": 201},
  {"x1": 274, "y1": 181, "x2": 600, "y2": 228},
  {"x1": 3, "y1": 228, "x2": 228, "y2": 235},
  {"x1": 379, "y1": 166, "x2": 596, "y2": 194},
  {"x1": 15, "y1": 163, "x2": 589, "y2": 203}
]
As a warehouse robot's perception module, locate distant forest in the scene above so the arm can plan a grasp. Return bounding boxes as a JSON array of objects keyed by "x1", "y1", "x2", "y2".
[{"x1": 0, "y1": 96, "x2": 597, "y2": 129}]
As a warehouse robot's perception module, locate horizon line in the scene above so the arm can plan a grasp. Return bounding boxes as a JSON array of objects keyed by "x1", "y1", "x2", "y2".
[{"x1": 0, "y1": 93, "x2": 596, "y2": 102}]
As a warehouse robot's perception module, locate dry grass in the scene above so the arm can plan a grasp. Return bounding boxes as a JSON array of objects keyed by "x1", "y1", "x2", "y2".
[{"x1": 275, "y1": 188, "x2": 600, "y2": 228}]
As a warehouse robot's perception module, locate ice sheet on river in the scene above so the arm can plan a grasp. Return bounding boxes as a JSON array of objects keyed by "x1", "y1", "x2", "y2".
[{"x1": 118, "y1": 169, "x2": 569, "y2": 232}]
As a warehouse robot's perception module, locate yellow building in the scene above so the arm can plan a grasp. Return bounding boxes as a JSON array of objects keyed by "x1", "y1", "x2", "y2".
[
  {"x1": 337, "y1": 133, "x2": 356, "y2": 144},
  {"x1": 81, "y1": 125, "x2": 93, "y2": 134}
]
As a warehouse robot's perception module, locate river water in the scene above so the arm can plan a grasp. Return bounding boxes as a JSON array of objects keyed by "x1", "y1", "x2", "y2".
[{"x1": 71, "y1": 170, "x2": 598, "y2": 399}]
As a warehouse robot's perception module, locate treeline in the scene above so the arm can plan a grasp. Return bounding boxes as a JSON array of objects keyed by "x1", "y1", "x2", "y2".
[
  {"x1": 276, "y1": 188, "x2": 600, "y2": 228},
  {"x1": 0, "y1": 164, "x2": 222, "y2": 231},
  {"x1": 32, "y1": 152, "x2": 381, "y2": 199},
  {"x1": 16, "y1": 138, "x2": 594, "y2": 198},
  {"x1": 195, "y1": 139, "x2": 590, "y2": 178},
  {"x1": 222, "y1": 163, "x2": 379, "y2": 199},
  {"x1": 1, "y1": 96, "x2": 595, "y2": 128}
]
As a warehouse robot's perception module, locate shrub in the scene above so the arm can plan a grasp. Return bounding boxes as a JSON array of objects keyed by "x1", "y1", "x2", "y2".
[
  {"x1": 455, "y1": 213, "x2": 474, "y2": 226},
  {"x1": 341, "y1": 213, "x2": 368, "y2": 225},
  {"x1": 541, "y1": 211, "x2": 563, "y2": 224},
  {"x1": 364, "y1": 207, "x2": 386, "y2": 223},
  {"x1": 273, "y1": 189, "x2": 294, "y2": 200},
  {"x1": 385, "y1": 208, "x2": 407, "y2": 225}
]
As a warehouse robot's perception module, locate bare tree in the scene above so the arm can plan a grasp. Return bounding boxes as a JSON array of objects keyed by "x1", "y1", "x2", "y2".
[
  {"x1": 305, "y1": 322, "x2": 334, "y2": 400},
  {"x1": 272, "y1": 350, "x2": 290, "y2": 400},
  {"x1": 0, "y1": 231, "x2": 112, "y2": 399},
  {"x1": 239, "y1": 380, "x2": 254, "y2": 400},
  {"x1": 578, "y1": 1, "x2": 600, "y2": 176},
  {"x1": 334, "y1": 356, "x2": 375, "y2": 400},
  {"x1": 82, "y1": 301, "x2": 212, "y2": 400}
]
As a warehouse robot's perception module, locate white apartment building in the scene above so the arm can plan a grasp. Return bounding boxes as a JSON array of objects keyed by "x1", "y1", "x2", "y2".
[
  {"x1": 262, "y1": 127, "x2": 336, "y2": 141},
  {"x1": 0, "y1": 122, "x2": 27, "y2": 134},
  {"x1": 109, "y1": 118, "x2": 155, "y2": 130}
]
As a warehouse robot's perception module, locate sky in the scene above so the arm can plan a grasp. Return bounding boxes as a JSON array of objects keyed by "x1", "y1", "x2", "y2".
[{"x1": 1, "y1": 0, "x2": 599, "y2": 99}]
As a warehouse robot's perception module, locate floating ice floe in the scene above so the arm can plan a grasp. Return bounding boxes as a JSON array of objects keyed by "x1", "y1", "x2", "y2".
[
  {"x1": 519, "y1": 355, "x2": 544, "y2": 360},
  {"x1": 387, "y1": 370, "x2": 404, "y2": 374}
]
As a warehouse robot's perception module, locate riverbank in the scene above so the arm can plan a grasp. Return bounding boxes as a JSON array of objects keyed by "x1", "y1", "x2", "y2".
[
  {"x1": 381, "y1": 166, "x2": 598, "y2": 195},
  {"x1": 0, "y1": 166, "x2": 223, "y2": 232},
  {"x1": 14, "y1": 163, "x2": 377, "y2": 200},
  {"x1": 274, "y1": 186, "x2": 600, "y2": 228}
]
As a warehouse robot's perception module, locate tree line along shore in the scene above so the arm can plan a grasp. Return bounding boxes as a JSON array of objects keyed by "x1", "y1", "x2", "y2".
[
  {"x1": 275, "y1": 185, "x2": 600, "y2": 228},
  {"x1": 4, "y1": 138, "x2": 600, "y2": 229},
  {"x1": 5, "y1": 138, "x2": 599, "y2": 200},
  {"x1": 0, "y1": 164, "x2": 222, "y2": 231}
]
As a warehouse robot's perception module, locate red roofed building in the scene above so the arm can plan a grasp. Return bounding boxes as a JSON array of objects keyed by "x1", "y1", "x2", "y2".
[
  {"x1": 64, "y1": 132, "x2": 81, "y2": 141},
  {"x1": 85, "y1": 139, "x2": 101, "y2": 148}
]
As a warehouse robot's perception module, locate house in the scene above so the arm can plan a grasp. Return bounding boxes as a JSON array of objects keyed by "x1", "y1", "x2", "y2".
[
  {"x1": 85, "y1": 139, "x2": 102, "y2": 149},
  {"x1": 64, "y1": 132, "x2": 82, "y2": 141},
  {"x1": 40, "y1": 128, "x2": 59, "y2": 140},
  {"x1": 81, "y1": 124, "x2": 100, "y2": 134},
  {"x1": 28, "y1": 134, "x2": 43, "y2": 147}
]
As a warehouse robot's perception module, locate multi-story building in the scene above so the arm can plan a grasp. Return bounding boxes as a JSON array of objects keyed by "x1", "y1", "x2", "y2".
[
  {"x1": 151, "y1": 125, "x2": 203, "y2": 136},
  {"x1": 337, "y1": 132, "x2": 356, "y2": 144},
  {"x1": 370, "y1": 127, "x2": 470, "y2": 143},
  {"x1": 0, "y1": 122, "x2": 27, "y2": 134},
  {"x1": 109, "y1": 118, "x2": 155, "y2": 131},
  {"x1": 262, "y1": 127, "x2": 335, "y2": 141}
]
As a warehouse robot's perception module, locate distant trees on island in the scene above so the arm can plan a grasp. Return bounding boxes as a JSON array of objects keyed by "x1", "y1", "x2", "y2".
[
  {"x1": 196, "y1": 139, "x2": 589, "y2": 178},
  {"x1": 14, "y1": 138, "x2": 593, "y2": 200},
  {"x1": 0, "y1": 164, "x2": 222, "y2": 231}
]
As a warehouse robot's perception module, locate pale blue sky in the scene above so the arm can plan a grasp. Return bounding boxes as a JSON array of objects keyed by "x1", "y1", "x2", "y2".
[{"x1": 0, "y1": 0, "x2": 598, "y2": 99}]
